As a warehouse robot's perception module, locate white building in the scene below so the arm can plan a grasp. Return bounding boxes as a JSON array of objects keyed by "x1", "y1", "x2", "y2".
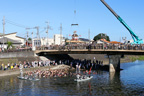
[
  {"x1": 54, "y1": 34, "x2": 65, "y2": 45},
  {"x1": 0, "y1": 32, "x2": 25, "y2": 49},
  {"x1": 40, "y1": 38, "x2": 54, "y2": 46},
  {"x1": 3, "y1": 32, "x2": 25, "y2": 46},
  {"x1": 32, "y1": 38, "x2": 54, "y2": 47},
  {"x1": 32, "y1": 34, "x2": 65, "y2": 50}
]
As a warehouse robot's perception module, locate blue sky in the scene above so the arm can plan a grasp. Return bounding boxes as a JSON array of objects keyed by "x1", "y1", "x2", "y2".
[{"x1": 0, "y1": 0, "x2": 144, "y2": 41}]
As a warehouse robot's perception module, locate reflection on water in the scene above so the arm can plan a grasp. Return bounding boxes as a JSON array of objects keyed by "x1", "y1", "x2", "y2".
[{"x1": 0, "y1": 61, "x2": 144, "y2": 96}]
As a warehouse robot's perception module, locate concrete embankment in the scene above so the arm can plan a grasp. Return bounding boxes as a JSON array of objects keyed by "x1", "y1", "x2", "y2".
[
  {"x1": 0, "y1": 51, "x2": 34, "y2": 58},
  {"x1": 0, "y1": 64, "x2": 73, "y2": 77}
]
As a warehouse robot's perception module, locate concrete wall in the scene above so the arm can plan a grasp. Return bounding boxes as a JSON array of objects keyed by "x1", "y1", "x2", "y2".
[{"x1": 0, "y1": 51, "x2": 35, "y2": 58}]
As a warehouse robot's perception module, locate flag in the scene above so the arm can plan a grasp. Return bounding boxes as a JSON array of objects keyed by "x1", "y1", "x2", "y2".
[{"x1": 88, "y1": 67, "x2": 92, "y2": 75}]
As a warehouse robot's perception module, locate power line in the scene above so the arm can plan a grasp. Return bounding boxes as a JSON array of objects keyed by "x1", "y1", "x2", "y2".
[{"x1": 5, "y1": 19, "x2": 31, "y2": 28}]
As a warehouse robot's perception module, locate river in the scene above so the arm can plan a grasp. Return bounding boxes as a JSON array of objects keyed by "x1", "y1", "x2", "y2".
[{"x1": 0, "y1": 60, "x2": 144, "y2": 96}]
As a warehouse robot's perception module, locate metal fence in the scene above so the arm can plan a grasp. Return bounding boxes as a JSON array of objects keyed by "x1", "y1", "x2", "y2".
[
  {"x1": 1, "y1": 44, "x2": 144, "y2": 53},
  {"x1": 37, "y1": 44, "x2": 144, "y2": 51}
]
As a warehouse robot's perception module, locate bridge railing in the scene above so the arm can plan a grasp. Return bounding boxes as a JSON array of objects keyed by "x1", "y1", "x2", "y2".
[
  {"x1": 35, "y1": 44, "x2": 144, "y2": 51},
  {"x1": 2, "y1": 44, "x2": 144, "y2": 53},
  {"x1": 0, "y1": 48, "x2": 32, "y2": 53}
]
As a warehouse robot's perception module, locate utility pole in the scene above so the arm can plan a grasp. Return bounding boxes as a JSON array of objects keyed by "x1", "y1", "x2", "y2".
[
  {"x1": 45, "y1": 21, "x2": 52, "y2": 47},
  {"x1": 34, "y1": 26, "x2": 39, "y2": 48},
  {"x1": 31, "y1": 32, "x2": 33, "y2": 50},
  {"x1": 3, "y1": 16, "x2": 5, "y2": 51},
  {"x1": 45, "y1": 22, "x2": 49, "y2": 46},
  {"x1": 60, "y1": 23, "x2": 62, "y2": 45},
  {"x1": 101, "y1": 33, "x2": 105, "y2": 50},
  {"x1": 27, "y1": 30, "x2": 29, "y2": 48},
  {"x1": 88, "y1": 29, "x2": 90, "y2": 44},
  {"x1": 26, "y1": 28, "x2": 31, "y2": 49}
]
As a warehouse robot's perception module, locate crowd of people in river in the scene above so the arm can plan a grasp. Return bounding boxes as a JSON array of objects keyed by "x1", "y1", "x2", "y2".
[
  {"x1": 0, "y1": 58, "x2": 105, "y2": 80},
  {"x1": 25, "y1": 69, "x2": 73, "y2": 79}
]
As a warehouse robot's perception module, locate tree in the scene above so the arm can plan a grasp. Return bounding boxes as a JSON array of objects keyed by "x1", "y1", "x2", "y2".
[
  {"x1": 7, "y1": 41, "x2": 13, "y2": 49},
  {"x1": 28, "y1": 38, "x2": 32, "y2": 41},
  {"x1": 65, "y1": 38, "x2": 69, "y2": 45},
  {"x1": 93, "y1": 33, "x2": 110, "y2": 41}
]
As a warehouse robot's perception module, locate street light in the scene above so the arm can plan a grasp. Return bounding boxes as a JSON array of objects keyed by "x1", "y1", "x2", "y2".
[
  {"x1": 42, "y1": 37, "x2": 45, "y2": 50},
  {"x1": 101, "y1": 33, "x2": 107, "y2": 50}
]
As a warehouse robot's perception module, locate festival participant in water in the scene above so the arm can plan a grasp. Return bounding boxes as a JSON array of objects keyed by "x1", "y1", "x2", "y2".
[
  {"x1": 76, "y1": 73, "x2": 81, "y2": 79},
  {"x1": 88, "y1": 67, "x2": 92, "y2": 78}
]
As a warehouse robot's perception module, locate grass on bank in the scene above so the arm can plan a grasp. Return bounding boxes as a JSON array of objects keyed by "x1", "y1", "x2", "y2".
[{"x1": 129, "y1": 56, "x2": 144, "y2": 62}]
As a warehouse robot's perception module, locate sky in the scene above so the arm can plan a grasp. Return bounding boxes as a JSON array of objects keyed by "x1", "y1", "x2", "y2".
[{"x1": 0, "y1": 0, "x2": 144, "y2": 41}]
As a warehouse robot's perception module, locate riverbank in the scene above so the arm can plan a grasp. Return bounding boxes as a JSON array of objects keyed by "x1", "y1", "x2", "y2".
[{"x1": 0, "y1": 64, "x2": 74, "y2": 77}]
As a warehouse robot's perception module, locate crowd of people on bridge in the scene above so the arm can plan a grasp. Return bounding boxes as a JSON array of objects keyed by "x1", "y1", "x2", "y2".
[
  {"x1": 1, "y1": 43, "x2": 144, "y2": 53},
  {"x1": 37, "y1": 43, "x2": 144, "y2": 51}
]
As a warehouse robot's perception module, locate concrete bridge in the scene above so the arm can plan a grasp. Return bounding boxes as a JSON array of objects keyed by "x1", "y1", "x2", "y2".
[{"x1": 35, "y1": 49, "x2": 144, "y2": 72}]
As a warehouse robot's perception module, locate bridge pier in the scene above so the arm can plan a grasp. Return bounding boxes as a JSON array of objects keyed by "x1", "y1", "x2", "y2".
[{"x1": 109, "y1": 55, "x2": 121, "y2": 72}]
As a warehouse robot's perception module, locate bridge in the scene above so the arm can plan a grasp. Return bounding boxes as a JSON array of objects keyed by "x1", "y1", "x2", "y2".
[
  {"x1": 35, "y1": 48, "x2": 144, "y2": 73},
  {"x1": 35, "y1": 49, "x2": 144, "y2": 55}
]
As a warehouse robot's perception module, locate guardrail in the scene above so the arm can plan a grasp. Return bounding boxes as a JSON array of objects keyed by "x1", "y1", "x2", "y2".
[
  {"x1": 1, "y1": 44, "x2": 144, "y2": 53},
  {"x1": 0, "y1": 48, "x2": 32, "y2": 53},
  {"x1": 36, "y1": 44, "x2": 144, "y2": 51}
]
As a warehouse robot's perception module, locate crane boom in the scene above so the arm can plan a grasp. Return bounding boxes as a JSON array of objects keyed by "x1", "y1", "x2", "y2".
[{"x1": 100, "y1": 0, "x2": 143, "y2": 44}]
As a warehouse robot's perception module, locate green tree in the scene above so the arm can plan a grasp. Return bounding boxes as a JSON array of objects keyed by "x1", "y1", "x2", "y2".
[
  {"x1": 65, "y1": 38, "x2": 69, "y2": 45},
  {"x1": 28, "y1": 38, "x2": 32, "y2": 41},
  {"x1": 93, "y1": 33, "x2": 110, "y2": 41},
  {"x1": 7, "y1": 41, "x2": 13, "y2": 49}
]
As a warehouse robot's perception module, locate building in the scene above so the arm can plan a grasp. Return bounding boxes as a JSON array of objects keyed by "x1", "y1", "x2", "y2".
[
  {"x1": 79, "y1": 38, "x2": 92, "y2": 44},
  {"x1": 32, "y1": 37, "x2": 54, "y2": 48},
  {"x1": 32, "y1": 34, "x2": 65, "y2": 49},
  {"x1": 54, "y1": 34, "x2": 65, "y2": 45},
  {"x1": 40, "y1": 37, "x2": 54, "y2": 46},
  {"x1": 66, "y1": 31, "x2": 91, "y2": 44},
  {"x1": 0, "y1": 37, "x2": 22, "y2": 49},
  {"x1": 95, "y1": 39, "x2": 122, "y2": 45},
  {"x1": 0, "y1": 32, "x2": 25, "y2": 49},
  {"x1": 2, "y1": 32, "x2": 25, "y2": 45}
]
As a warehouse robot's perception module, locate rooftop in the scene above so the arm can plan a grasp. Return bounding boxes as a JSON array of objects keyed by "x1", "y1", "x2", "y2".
[{"x1": 0, "y1": 37, "x2": 22, "y2": 44}]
